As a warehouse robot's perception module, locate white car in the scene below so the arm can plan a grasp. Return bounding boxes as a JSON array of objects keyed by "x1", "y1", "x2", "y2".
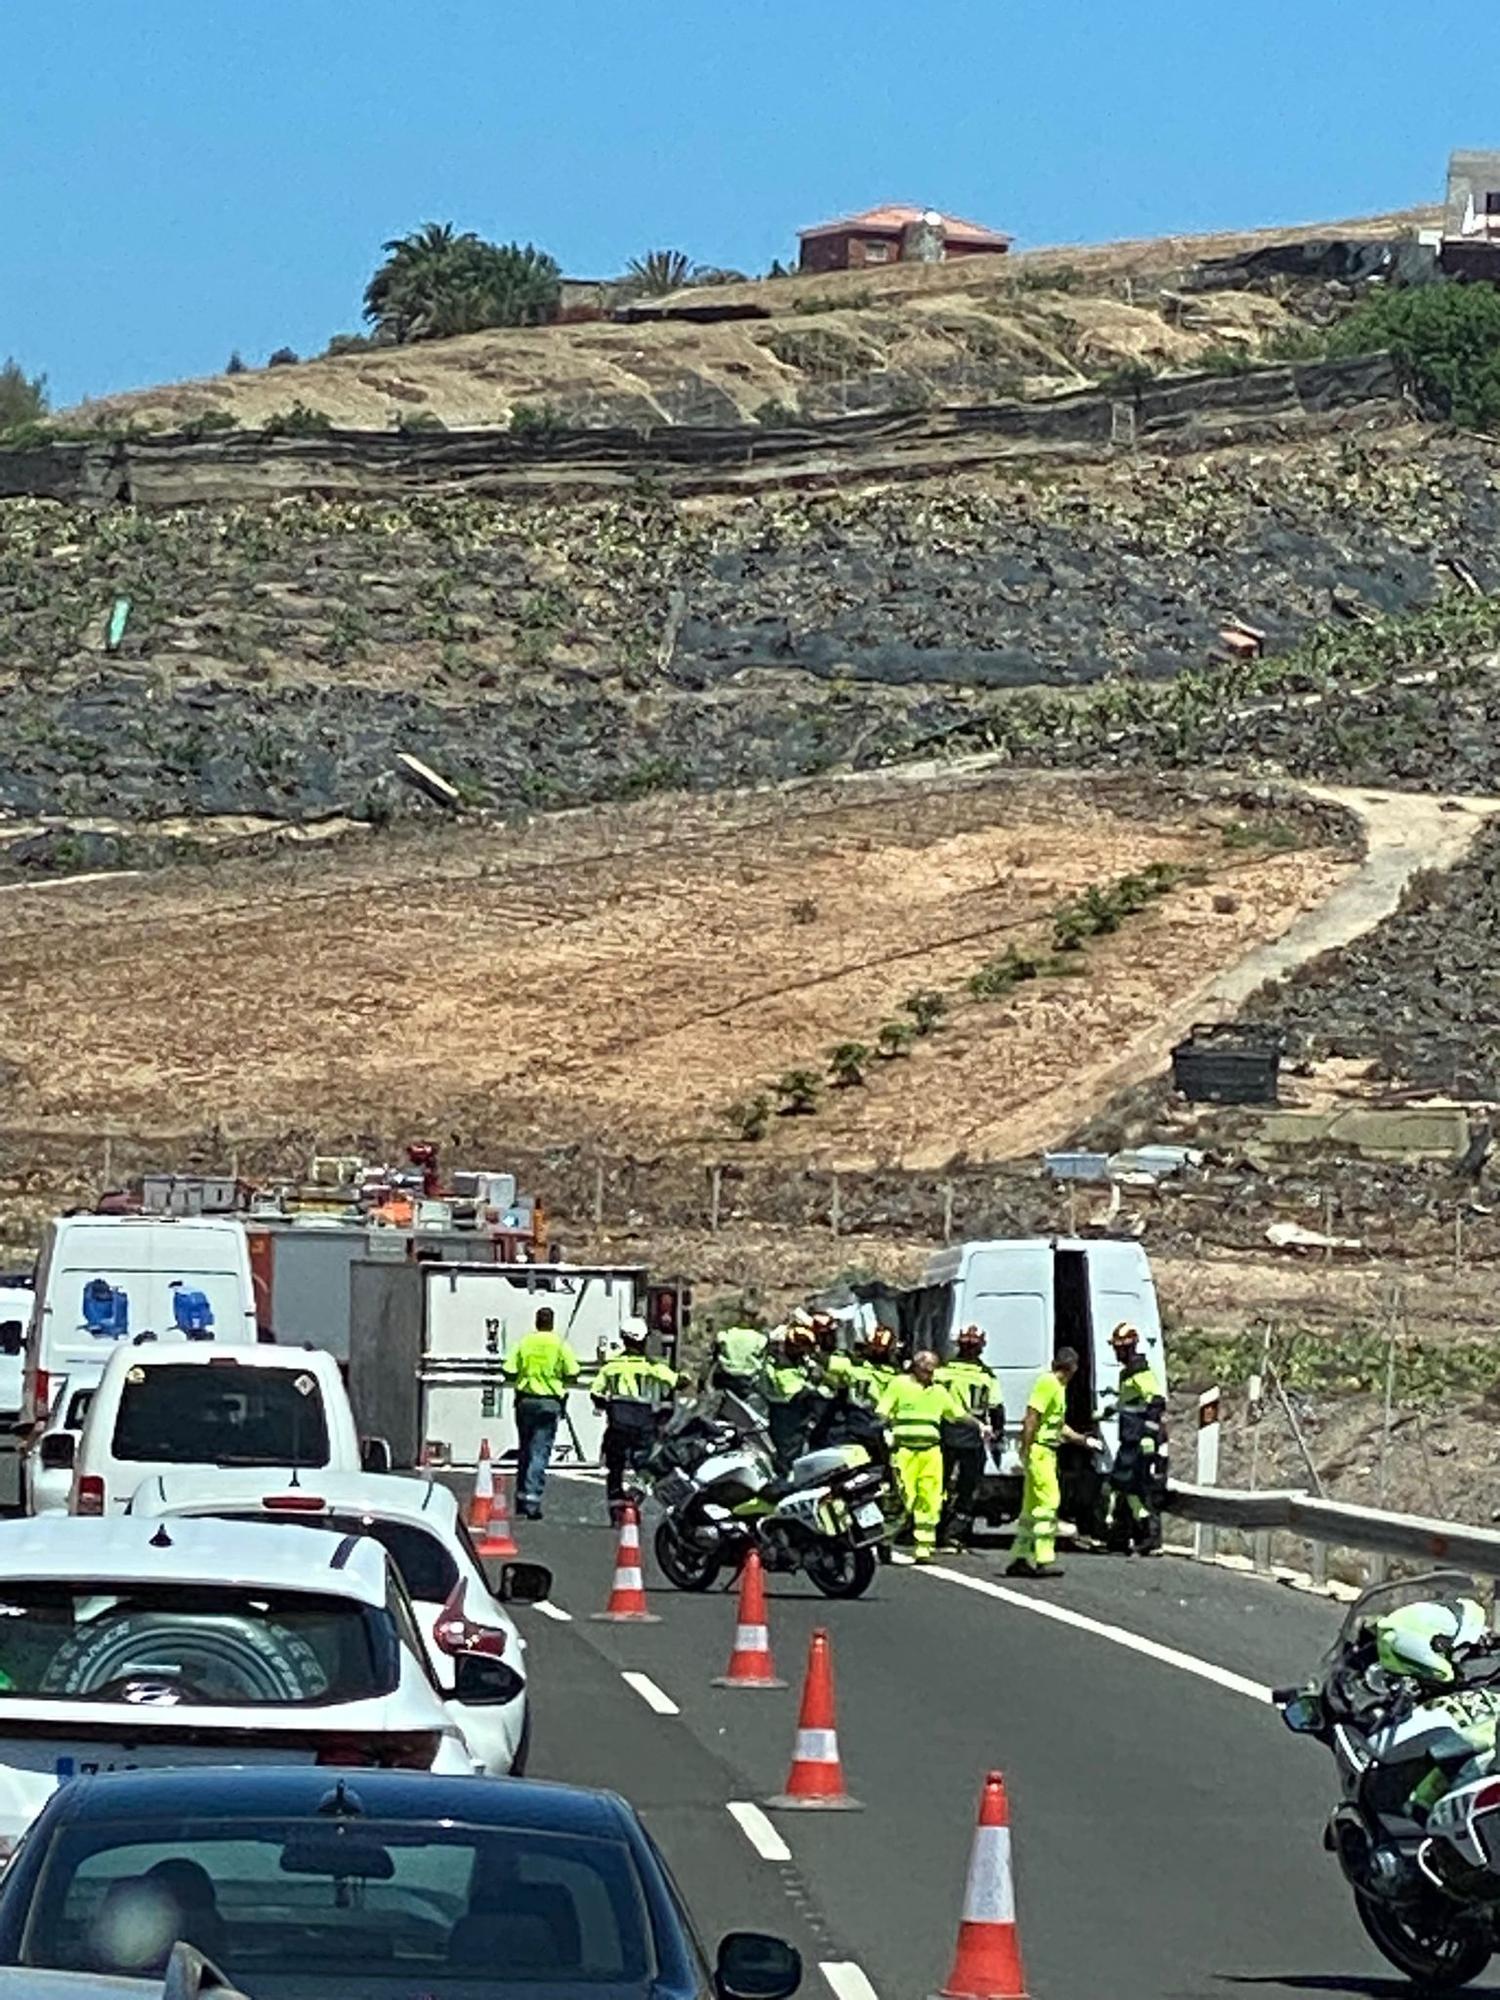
[
  {"x1": 127, "y1": 1469, "x2": 546, "y2": 1774},
  {"x1": 65, "y1": 1343, "x2": 387, "y2": 1518},
  {"x1": 0, "y1": 1517, "x2": 484, "y2": 1851}
]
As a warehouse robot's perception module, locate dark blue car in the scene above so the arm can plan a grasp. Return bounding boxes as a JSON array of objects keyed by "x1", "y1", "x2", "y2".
[{"x1": 0, "y1": 1767, "x2": 802, "y2": 2000}]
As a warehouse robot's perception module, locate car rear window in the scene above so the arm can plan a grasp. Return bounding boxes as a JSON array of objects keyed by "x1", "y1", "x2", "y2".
[
  {"x1": 217, "y1": 1512, "x2": 459, "y2": 1605},
  {"x1": 111, "y1": 1365, "x2": 330, "y2": 1468},
  {"x1": 0, "y1": 1584, "x2": 392, "y2": 1705},
  {"x1": 26, "y1": 1819, "x2": 656, "y2": 1993}
]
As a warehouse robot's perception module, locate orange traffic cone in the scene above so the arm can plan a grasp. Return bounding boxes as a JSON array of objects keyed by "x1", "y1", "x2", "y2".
[
  {"x1": 932, "y1": 1772, "x2": 1028, "y2": 2000},
  {"x1": 474, "y1": 1463, "x2": 519, "y2": 1560},
  {"x1": 468, "y1": 1440, "x2": 497, "y2": 1535},
  {"x1": 766, "y1": 1628, "x2": 861, "y2": 1810},
  {"x1": 590, "y1": 1504, "x2": 660, "y2": 1623},
  {"x1": 712, "y1": 1552, "x2": 786, "y2": 1689}
]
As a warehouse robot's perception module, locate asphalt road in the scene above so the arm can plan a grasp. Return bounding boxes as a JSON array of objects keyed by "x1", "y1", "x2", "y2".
[{"x1": 499, "y1": 1472, "x2": 1500, "y2": 2000}]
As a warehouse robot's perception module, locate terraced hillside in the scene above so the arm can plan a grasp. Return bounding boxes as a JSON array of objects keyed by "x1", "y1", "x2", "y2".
[{"x1": 4, "y1": 424, "x2": 1500, "y2": 856}]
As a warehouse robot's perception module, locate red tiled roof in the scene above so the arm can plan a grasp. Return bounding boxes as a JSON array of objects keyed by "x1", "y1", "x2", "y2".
[{"x1": 798, "y1": 203, "x2": 1011, "y2": 247}]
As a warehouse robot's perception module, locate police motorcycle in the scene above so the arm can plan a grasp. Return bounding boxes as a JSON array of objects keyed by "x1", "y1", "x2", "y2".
[
  {"x1": 643, "y1": 1394, "x2": 889, "y2": 1599},
  {"x1": 1276, "y1": 1570, "x2": 1500, "y2": 1989}
]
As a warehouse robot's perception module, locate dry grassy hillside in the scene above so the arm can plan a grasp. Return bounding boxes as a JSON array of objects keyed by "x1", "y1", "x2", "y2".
[{"x1": 65, "y1": 207, "x2": 1436, "y2": 436}]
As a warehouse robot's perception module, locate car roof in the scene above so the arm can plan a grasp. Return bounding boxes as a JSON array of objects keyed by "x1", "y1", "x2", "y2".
[
  {"x1": 95, "y1": 1340, "x2": 338, "y2": 1381},
  {"x1": 0, "y1": 1515, "x2": 388, "y2": 1603},
  {"x1": 50, "y1": 1765, "x2": 639, "y2": 1838},
  {"x1": 137, "y1": 1468, "x2": 460, "y2": 1533}
]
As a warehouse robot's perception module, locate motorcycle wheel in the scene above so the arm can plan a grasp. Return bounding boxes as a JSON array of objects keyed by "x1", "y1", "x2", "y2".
[
  {"x1": 654, "y1": 1517, "x2": 723, "y2": 1593},
  {"x1": 1354, "y1": 1891, "x2": 1493, "y2": 1990},
  {"x1": 805, "y1": 1543, "x2": 878, "y2": 1600}
]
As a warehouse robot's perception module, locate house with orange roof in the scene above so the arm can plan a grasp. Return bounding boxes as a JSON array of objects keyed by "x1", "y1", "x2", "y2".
[{"x1": 796, "y1": 203, "x2": 1012, "y2": 275}]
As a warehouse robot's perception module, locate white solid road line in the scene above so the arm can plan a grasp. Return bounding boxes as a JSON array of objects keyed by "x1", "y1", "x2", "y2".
[
  {"x1": 621, "y1": 1670, "x2": 681, "y2": 1716},
  {"x1": 726, "y1": 1801, "x2": 793, "y2": 1863},
  {"x1": 918, "y1": 1564, "x2": 1273, "y2": 1706},
  {"x1": 820, "y1": 1960, "x2": 880, "y2": 2000},
  {"x1": 534, "y1": 1601, "x2": 572, "y2": 1623}
]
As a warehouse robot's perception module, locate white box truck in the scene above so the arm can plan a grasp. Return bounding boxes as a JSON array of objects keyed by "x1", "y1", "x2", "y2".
[{"x1": 858, "y1": 1237, "x2": 1167, "y2": 1526}]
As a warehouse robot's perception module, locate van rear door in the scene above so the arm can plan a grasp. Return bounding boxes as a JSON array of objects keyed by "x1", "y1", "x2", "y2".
[{"x1": 956, "y1": 1243, "x2": 1054, "y2": 1468}]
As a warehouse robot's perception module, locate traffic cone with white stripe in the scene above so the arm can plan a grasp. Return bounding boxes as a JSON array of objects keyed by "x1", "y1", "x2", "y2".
[
  {"x1": 712, "y1": 1552, "x2": 786, "y2": 1689},
  {"x1": 932, "y1": 1771, "x2": 1028, "y2": 1999},
  {"x1": 590, "y1": 1504, "x2": 660, "y2": 1623},
  {"x1": 474, "y1": 1459, "x2": 519, "y2": 1560},
  {"x1": 766, "y1": 1628, "x2": 861, "y2": 1810},
  {"x1": 468, "y1": 1440, "x2": 497, "y2": 1535}
]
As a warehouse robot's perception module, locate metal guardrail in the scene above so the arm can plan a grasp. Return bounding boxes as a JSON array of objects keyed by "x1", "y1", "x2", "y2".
[{"x1": 1167, "y1": 1482, "x2": 1500, "y2": 1584}]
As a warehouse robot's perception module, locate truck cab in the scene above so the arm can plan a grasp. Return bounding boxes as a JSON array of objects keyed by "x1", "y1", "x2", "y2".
[{"x1": 862, "y1": 1237, "x2": 1166, "y2": 1526}]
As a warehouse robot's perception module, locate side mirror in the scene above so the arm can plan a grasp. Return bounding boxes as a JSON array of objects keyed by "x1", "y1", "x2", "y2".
[
  {"x1": 39, "y1": 1433, "x2": 76, "y2": 1473},
  {"x1": 497, "y1": 1560, "x2": 552, "y2": 1605},
  {"x1": 716, "y1": 1932, "x2": 801, "y2": 2000},
  {"x1": 360, "y1": 1436, "x2": 392, "y2": 1474},
  {"x1": 452, "y1": 1651, "x2": 525, "y2": 1705}
]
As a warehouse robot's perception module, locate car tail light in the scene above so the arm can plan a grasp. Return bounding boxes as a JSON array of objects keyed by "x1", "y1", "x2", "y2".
[
  {"x1": 316, "y1": 1730, "x2": 439, "y2": 1771},
  {"x1": 26, "y1": 1367, "x2": 49, "y2": 1421},
  {"x1": 75, "y1": 1475, "x2": 105, "y2": 1517},
  {"x1": 433, "y1": 1581, "x2": 507, "y2": 1659},
  {"x1": 262, "y1": 1494, "x2": 327, "y2": 1513}
]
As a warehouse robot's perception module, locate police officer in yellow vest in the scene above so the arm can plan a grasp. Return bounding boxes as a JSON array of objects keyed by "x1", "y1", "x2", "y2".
[
  {"x1": 878, "y1": 1350, "x2": 983, "y2": 1564},
  {"x1": 1104, "y1": 1321, "x2": 1168, "y2": 1557},
  {"x1": 935, "y1": 1326, "x2": 1002, "y2": 1553},
  {"x1": 1006, "y1": 1347, "x2": 1098, "y2": 1579},
  {"x1": 708, "y1": 1323, "x2": 769, "y2": 1402},
  {"x1": 502, "y1": 1306, "x2": 580, "y2": 1520},
  {"x1": 591, "y1": 1319, "x2": 679, "y2": 1524},
  {"x1": 760, "y1": 1326, "x2": 819, "y2": 1472}
]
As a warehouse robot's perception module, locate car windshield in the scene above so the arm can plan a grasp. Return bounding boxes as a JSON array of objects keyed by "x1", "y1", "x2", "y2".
[
  {"x1": 24, "y1": 1818, "x2": 657, "y2": 1997},
  {"x1": 111, "y1": 1366, "x2": 330, "y2": 1468},
  {"x1": 215, "y1": 1513, "x2": 460, "y2": 1606},
  {"x1": 0, "y1": 1584, "x2": 391, "y2": 1705}
]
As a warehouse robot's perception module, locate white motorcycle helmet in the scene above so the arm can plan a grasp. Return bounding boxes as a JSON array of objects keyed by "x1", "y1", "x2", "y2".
[{"x1": 1375, "y1": 1599, "x2": 1489, "y2": 1686}]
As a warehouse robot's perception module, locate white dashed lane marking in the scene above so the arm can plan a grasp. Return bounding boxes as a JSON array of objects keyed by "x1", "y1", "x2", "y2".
[
  {"x1": 620, "y1": 1670, "x2": 680, "y2": 1716},
  {"x1": 726, "y1": 1801, "x2": 792, "y2": 1862}
]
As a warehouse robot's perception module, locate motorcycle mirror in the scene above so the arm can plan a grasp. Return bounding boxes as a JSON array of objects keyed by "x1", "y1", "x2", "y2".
[{"x1": 1279, "y1": 1695, "x2": 1325, "y2": 1735}]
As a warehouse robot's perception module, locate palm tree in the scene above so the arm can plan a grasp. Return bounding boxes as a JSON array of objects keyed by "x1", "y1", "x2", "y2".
[
  {"x1": 364, "y1": 224, "x2": 561, "y2": 342},
  {"x1": 623, "y1": 249, "x2": 692, "y2": 298}
]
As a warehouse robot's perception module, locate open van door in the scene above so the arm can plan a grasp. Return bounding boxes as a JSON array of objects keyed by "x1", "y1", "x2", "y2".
[
  {"x1": 1085, "y1": 1238, "x2": 1166, "y2": 1461},
  {"x1": 958, "y1": 1242, "x2": 1055, "y2": 1473}
]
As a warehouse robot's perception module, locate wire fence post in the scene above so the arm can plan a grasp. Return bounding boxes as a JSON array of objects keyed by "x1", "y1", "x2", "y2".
[
  {"x1": 592, "y1": 1160, "x2": 605, "y2": 1229},
  {"x1": 941, "y1": 1181, "x2": 954, "y2": 1245},
  {"x1": 708, "y1": 1165, "x2": 722, "y2": 1235},
  {"x1": 829, "y1": 1173, "x2": 842, "y2": 1238}
]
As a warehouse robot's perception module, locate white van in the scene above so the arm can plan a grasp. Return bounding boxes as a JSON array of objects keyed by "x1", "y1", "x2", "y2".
[
  {"x1": 20, "y1": 1215, "x2": 258, "y2": 1514},
  {"x1": 0, "y1": 1283, "x2": 32, "y2": 1435},
  {"x1": 68, "y1": 1341, "x2": 376, "y2": 1517},
  {"x1": 860, "y1": 1237, "x2": 1167, "y2": 1524}
]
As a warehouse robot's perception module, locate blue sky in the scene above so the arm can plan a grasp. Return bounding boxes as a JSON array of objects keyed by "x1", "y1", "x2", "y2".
[{"x1": 2, "y1": 1, "x2": 1490, "y2": 407}]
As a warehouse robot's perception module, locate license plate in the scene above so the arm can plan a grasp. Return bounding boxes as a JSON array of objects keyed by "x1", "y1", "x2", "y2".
[{"x1": 854, "y1": 1502, "x2": 884, "y2": 1529}]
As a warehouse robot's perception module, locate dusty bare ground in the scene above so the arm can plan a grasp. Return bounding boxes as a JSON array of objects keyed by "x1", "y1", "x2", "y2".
[{"x1": 0, "y1": 770, "x2": 1347, "y2": 1162}]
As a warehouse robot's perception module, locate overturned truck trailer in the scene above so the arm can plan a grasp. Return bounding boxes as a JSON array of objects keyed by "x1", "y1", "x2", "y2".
[{"x1": 347, "y1": 1259, "x2": 649, "y2": 1472}]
